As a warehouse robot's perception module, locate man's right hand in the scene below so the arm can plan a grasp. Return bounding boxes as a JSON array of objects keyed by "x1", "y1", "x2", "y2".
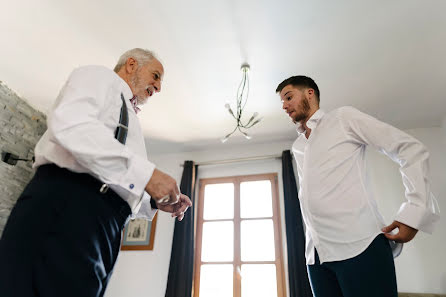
[
  {"x1": 382, "y1": 220, "x2": 418, "y2": 243},
  {"x1": 145, "y1": 169, "x2": 180, "y2": 205}
]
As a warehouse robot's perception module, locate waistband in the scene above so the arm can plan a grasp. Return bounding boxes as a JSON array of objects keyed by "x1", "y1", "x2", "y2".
[{"x1": 34, "y1": 164, "x2": 132, "y2": 221}]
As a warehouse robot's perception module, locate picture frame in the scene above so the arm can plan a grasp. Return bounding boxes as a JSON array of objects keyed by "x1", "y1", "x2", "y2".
[{"x1": 121, "y1": 213, "x2": 158, "y2": 251}]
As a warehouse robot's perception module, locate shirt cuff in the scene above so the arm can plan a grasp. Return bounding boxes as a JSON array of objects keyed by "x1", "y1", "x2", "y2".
[
  {"x1": 133, "y1": 192, "x2": 158, "y2": 220},
  {"x1": 118, "y1": 148, "x2": 156, "y2": 198},
  {"x1": 395, "y1": 201, "x2": 440, "y2": 234}
]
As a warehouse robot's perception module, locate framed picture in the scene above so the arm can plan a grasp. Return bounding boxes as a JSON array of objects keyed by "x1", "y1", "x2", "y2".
[{"x1": 121, "y1": 213, "x2": 158, "y2": 251}]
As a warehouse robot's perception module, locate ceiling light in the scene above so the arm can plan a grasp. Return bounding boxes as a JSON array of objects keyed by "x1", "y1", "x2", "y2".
[{"x1": 221, "y1": 63, "x2": 262, "y2": 143}]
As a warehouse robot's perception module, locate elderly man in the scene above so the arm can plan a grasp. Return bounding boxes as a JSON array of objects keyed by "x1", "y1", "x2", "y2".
[
  {"x1": 277, "y1": 75, "x2": 440, "y2": 297},
  {"x1": 0, "y1": 48, "x2": 192, "y2": 297}
]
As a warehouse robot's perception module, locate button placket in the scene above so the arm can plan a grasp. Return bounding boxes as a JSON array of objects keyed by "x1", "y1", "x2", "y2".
[{"x1": 301, "y1": 133, "x2": 322, "y2": 256}]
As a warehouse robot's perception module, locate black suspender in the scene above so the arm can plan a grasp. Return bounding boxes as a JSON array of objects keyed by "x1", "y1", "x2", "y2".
[
  {"x1": 100, "y1": 93, "x2": 129, "y2": 194},
  {"x1": 101, "y1": 93, "x2": 157, "y2": 210},
  {"x1": 114, "y1": 93, "x2": 129, "y2": 144}
]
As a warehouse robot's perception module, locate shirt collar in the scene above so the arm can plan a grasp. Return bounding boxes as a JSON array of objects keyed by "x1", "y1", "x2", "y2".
[
  {"x1": 295, "y1": 109, "x2": 325, "y2": 134},
  {"x1": 115, "y1": 75, "x2": 133, "y2": 100},
  {"x1": 114, "y1": 72, "x2": 140, "y2": 114}
]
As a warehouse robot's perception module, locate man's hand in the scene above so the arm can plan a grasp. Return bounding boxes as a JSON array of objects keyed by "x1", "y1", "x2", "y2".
[
  {"x1": 382, "y1": 220, "x2": 418, "y2": 243},
  {"x1": 145, "y1": 169, "x2": 180, "y2": 205},
  {"x1": 156, "y1": 194, "x2": 192, "y2": 221}
]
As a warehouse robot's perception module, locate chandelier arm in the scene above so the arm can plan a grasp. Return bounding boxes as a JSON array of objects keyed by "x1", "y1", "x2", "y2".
[
  {"x1": 241, "y1": 113, "x2": 256, "y2": 127},
  {"x1": 237, "y1": 126, "x2": 251, "y2": 139},
  {"x1": 227, "y1": 125, "x2": 238, "y2": 136},
  {"x1": 246, "y1": 118, "x2": 262, "y2": 128},
  {"x1": 227, "y1": 108, "x2": 237, "y2": 120}
]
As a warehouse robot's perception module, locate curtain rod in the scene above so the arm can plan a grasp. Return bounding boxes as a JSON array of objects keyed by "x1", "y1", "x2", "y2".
[{"x1": 180, "y1": 154, "x2": 282, "y2": 167}]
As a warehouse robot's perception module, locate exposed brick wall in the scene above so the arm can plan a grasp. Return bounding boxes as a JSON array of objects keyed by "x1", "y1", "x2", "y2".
[{"x1": 0, "y1": 81, "x2": 46, "y2": 236}]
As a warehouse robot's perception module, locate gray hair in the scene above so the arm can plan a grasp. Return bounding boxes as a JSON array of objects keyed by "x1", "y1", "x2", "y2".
[{"x1": 113, "y1": 48, "x2": 157, "y2": 72}]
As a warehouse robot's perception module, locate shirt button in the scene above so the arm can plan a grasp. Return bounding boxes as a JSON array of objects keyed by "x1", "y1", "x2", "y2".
[{"x1": 129, "y1": 184, "x2": 134, "y2": 189}]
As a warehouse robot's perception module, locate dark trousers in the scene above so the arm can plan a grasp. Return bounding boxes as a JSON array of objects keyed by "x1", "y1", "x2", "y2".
[
  {"x1": 308, "y1": 234, "x2": 398, "y2": 297},
  {"x1": 0, "y1": 164, "x2": 131, "y2": 297}
]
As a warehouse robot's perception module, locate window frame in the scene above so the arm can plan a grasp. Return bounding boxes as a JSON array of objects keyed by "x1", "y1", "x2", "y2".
[{"x1": 194, "y1": 173, "x2": 286, "y2": 297}]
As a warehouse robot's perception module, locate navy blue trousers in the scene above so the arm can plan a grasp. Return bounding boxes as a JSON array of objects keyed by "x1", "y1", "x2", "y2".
[
  {"x1": 308, "y1": 234, "x2": 398, "y2": 297},
  {"x1": 0, "y1": 164, "x2": 131, "y2": 297}
]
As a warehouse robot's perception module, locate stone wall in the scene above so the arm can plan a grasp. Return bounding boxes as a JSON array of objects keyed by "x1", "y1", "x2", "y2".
[{"x1": 0, "y1": 81, "x2": 46, "y2": 236}]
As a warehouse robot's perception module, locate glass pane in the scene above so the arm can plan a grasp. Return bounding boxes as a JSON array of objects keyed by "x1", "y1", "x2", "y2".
[
  {"x1": 200, "y1": 264, "x2": 233, "y2": 297},
  {"x1": 241, "y1": 264, "x2": 277, "y2": 297},
  {"x1": 240, "y1": 180, "x2": 273, "y2": 218},
  {"x1": 241, "y1": 219, "x2": 275, "y2": 261},
  {"x1": 204, "y1": 183, "x2": 234, "y2": 220},
  {"x1": 202, "y1": 221, "x2": 233, "y2": 261}
]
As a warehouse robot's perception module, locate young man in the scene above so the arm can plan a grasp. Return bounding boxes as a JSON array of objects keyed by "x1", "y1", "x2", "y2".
[
  {"x1": 0, "y1": 48, "x2": 192, "y2": 297},
  {"x1": 277, "y1": 75, "x2": 440, "y2": 297}
]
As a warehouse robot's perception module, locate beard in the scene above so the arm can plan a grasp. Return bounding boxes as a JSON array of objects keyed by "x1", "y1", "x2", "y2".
[
  {"x1": 292, "y1": 97, "x2": 311, "y2": 123},
  {"x1": 130, "y1": 71, "x2": 149, "y2": 105}
]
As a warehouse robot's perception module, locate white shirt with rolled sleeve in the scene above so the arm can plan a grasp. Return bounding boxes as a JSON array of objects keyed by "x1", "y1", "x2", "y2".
[
  {"x1": 34, "y1": 65, "x2": 157, "y2": 219},
  {"x1": 292, "y1": 106, "x2": 440, "y2": 265}
]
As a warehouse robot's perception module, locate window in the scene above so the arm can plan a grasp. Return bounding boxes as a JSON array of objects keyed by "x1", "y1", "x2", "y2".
[{"x1": 194, "y1": 173, "x2": 285, "y2": 297}]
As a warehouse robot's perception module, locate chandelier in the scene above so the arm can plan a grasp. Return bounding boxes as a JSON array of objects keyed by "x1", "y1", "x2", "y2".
[{"x1": 221, "y1": 63, "x2": 262, "y2": 143}]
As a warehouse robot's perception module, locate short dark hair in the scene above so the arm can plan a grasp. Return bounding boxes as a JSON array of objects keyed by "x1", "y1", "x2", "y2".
[{"x1": 276, "y1": 75, "x2": 320, "y2": 104}]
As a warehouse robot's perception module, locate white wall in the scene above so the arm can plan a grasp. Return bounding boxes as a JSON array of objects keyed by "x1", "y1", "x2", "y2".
[
  {"x1": 105, "y1": 140, "x2": 295, "y2": 297},
  {"x1": 369, "y1": 127, "x2": 446, "y2": 294},
  {"x1": 106, "y1": 126, "x2": 446, "y2": 297},
  {"x1": 442, "y1": 116, "x2": 446, "y2": 140}
]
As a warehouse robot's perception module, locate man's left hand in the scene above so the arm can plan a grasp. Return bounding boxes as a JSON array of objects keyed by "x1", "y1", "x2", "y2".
[
  {"x1": 156, "y1": 193, "x2": 192, "y2": 221},
  {"x1": 382, "y1": 220, "x2": 418, "y2": 243}
]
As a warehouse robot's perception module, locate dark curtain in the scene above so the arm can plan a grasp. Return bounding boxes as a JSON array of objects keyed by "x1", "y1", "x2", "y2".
[
  {"x1": 165, "y1": 161, "x2": 198, "y2": 297},
  {"x1": 281, "y1": 150, "x2": 313, "y2": 297}
]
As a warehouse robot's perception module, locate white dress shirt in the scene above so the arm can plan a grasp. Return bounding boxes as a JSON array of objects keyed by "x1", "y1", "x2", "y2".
[
  {"x1": 292, "y1": 107, "x2": 440, "y2": 264},
  {"x1": 34, "y1": 65, "x2": 157, "y2": 219}
]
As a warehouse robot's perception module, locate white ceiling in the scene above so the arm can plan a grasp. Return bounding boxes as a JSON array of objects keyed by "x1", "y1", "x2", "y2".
[{"x1": 1, "y1": 0, "x2": 445, "y2": 153}]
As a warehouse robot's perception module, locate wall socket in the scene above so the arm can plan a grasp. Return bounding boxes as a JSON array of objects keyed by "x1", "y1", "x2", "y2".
[{"x1": 1, "y1": 152, "x2": 19, "y2": 165}]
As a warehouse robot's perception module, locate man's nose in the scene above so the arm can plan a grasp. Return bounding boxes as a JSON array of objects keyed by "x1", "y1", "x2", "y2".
[
  {"x1": 154, "y1": 81, "x2": 161, "y2": 93},
  {"x1": 282, "y1": 101, "x2": 288, "y2": 110}
]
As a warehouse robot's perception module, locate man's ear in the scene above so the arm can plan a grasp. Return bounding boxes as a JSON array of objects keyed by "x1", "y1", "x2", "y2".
[
  {"x1": 125, "y1": 57, "x2": 138, "y2": 74},
  {"x1": 306, "y1": 88, "x2": 318, "y2": 106}
]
